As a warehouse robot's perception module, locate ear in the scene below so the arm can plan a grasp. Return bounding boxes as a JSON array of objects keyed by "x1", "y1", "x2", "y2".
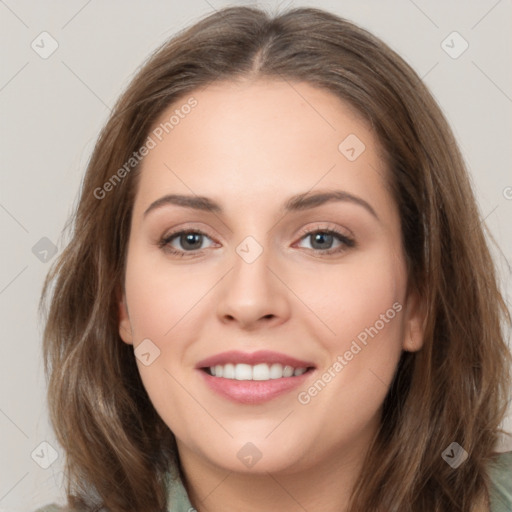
[
  {"x1": 117, "y1": 287, "x2": 134, "y2": 345},
  {"x1": 401, "y1": 287, "x2": 427, "y2": 353}
]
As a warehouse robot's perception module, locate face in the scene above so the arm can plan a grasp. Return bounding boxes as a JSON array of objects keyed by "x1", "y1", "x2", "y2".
[{"x1": 118, "y1": 79, "x2": 424, "y2": 475}]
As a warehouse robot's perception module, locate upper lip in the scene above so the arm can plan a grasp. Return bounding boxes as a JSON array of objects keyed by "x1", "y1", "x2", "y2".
[{"x1": 195, "y1": 350, "x2": 315, "y2": 369}]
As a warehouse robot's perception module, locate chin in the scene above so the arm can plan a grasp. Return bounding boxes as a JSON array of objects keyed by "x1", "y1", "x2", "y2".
[{"x1": 197, "y1": 436, "x2": 315, "y2": 475}]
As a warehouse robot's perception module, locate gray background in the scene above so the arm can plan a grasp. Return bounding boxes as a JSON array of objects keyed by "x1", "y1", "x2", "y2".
[{"x1": 0, "y1": 0, "x2": 511, "y2": 510}]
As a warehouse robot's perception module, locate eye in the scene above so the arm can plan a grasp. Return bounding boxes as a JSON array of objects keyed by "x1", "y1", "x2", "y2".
[
  {"x1": 158, "y1": 225, "x2": 355, "y2": 258},
  {"x1": 295, "y1": 226, "x2": 355, "y2": 255},
  {"x1": 158, "y1": 229, "x2": 216, "y2": 257}
]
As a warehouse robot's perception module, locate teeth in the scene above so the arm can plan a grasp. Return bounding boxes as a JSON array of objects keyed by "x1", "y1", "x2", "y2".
[
  {"x1": 283, "y1": 365, "x2": 294, "y2": 377},
  {"x1": 253, "y1": 363, "x2": 269, "y2": 381},
  {"x1": 206, "y1": 363, "x2": 309, "y2": 380},
  {"x1": 235, "y1": 363, "x2": 252, "y2": 380},
  {"x1": 223, "y1": 363, "x2": 235, "y2": 379},
  {"x1": 269, "y1": 363, "x2": 283, "y2": 379}
]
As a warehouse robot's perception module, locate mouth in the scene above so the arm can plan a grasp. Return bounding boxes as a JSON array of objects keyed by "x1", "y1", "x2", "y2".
[
  {"x1": 195, "y1": 350, "x2": 316, "y2": 404},
  {"x1": 201, "y1": 363, "x2": 314, "y2": 380}
]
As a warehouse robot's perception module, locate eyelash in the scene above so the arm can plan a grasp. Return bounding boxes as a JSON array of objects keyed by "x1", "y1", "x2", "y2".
[{"x1": 158, "y1": 225, "x2": 356, "y2": 258}]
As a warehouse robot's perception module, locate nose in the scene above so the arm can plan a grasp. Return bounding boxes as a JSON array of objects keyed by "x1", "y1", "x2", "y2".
[{"x1": 215, "y1": 242, "x2": 291, "y2": 331}]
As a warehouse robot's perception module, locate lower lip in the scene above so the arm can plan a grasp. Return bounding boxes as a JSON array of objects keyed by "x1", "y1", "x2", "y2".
[{"x1": 198, "y1": 369, "x2": 314, "y2": 404}]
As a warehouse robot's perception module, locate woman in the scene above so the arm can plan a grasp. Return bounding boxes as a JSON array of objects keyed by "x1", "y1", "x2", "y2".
[{"x1": 37, "y1": 5, "x2": 512, "y2": 512}]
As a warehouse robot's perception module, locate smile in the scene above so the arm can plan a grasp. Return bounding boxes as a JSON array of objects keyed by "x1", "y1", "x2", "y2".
[
  {"x1": 196, "y1": 350, "x2": 316, "y2": 404},
  {"x1": 205, "y1": 363, "x2": 309, "y2": 380}
]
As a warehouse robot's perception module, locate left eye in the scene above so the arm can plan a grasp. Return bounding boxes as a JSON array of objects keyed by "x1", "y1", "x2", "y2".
[{"x1": 295, "y1": 230, "x2": 355, "y2": 253}]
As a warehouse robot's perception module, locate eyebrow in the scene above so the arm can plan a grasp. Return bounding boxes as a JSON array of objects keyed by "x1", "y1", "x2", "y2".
[{"x1": 143, "y1": 190, "x2": 379, "y2": 220}]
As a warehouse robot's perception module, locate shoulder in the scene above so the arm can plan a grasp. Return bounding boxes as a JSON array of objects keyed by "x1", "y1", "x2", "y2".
[
  {"x1": 488, "y1": 451, "x2": 512, "y2": 512},
  {"x1": 32, "y1": 468, "x2": 190, "y2": 512},
  {"x1": 32, "y1": 471, "x2": 192, "y2": 512}
]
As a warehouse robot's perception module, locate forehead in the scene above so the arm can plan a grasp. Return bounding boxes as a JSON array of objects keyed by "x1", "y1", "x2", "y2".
[{"x1": 134, "y1": 79, "x2": 393, "y2": 222}]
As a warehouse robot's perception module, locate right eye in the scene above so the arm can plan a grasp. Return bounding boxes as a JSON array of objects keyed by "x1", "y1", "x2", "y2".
[{"x1": 159, "y1": 229, "x2": 217, "y2": 257}]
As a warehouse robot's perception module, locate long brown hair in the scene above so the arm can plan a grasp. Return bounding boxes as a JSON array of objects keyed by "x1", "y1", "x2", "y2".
[{"x1": 39, "y1": 6, "x2": 512, "y2": 511}]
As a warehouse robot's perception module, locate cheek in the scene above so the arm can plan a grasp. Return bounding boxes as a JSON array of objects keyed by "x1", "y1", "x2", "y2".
[
  {"x1": 294, "y1": 249, "x2": 406, "y2": 424},
  {"x1": 298, "y1": 249, "x2": 404, "y2": 351},
  {"x1": 122, "y1": 250, "x2": 202, "y2": 435},
  {"x1": 122, "y1": 248, "x2": 220, "y2": 417},
  {"x1": 123, "y1": 246, "x2": 214, "y2": 341}
]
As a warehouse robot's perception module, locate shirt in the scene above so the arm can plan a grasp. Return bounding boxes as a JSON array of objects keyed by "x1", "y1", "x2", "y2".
[
  {"x1": 488, "y1": 451, "x2": 512, "y2": 512},
  {"x1": 34, "y1": 450, "x2": 512, "y2": 512}
]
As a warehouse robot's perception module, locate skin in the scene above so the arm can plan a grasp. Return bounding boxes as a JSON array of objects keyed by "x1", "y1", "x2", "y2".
[{"x1": 118, "y1": 79, "x2": 425, "y2": 512}]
